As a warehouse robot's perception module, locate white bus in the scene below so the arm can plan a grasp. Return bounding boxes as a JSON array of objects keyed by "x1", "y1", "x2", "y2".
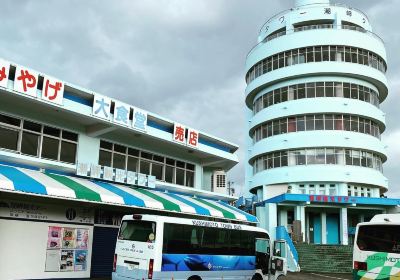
[
  {"x1": 353, "y1": 214, "x2": 400, "y2": 280},
  {"x1": 112, "y1": 214, "x2": 287, "y2": 280}
]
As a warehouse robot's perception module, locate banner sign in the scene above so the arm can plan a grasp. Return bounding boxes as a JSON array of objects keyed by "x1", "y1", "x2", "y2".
[
  {"x1": 309, "y1": 195, "x2": 357, "y2": 204},
  {"x1": 0, "y1": 199, "x2": 94, "y2": 224},
  {"x1": 76, "y1": 162, "x2": 156, "y2": 188}
]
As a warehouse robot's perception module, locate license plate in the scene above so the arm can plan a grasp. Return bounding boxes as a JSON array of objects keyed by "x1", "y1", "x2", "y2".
[{"x1": 128, "y1": 263, "x2": 137, "y2": 270}]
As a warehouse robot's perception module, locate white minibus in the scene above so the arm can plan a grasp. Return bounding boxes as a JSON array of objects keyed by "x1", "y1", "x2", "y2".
[
  {"x1": 112, "y1": 214, "x2": 287, "y2": 280},
  {"x1": 353, "y1": 214, "x2": 400, "y2": 280}
]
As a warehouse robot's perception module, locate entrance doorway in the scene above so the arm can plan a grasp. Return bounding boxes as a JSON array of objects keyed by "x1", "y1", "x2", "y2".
[
  {"x1": 308, "y1": 213, "x2": 321, "y2": 244},
  {"x1": 326, "y1": 213, "x2": 339, "y2": 244}
]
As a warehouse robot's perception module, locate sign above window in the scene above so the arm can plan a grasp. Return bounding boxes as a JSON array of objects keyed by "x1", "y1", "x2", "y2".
[
  {"x1": 76, "y1": 162, "x2": 156, "y2": 189},
  {"x1": 92, "y1": 94, "x2": 148, "y2": 133},
  {"x1": 173, "y1": 123, "x2": 199, "y2": 149}
]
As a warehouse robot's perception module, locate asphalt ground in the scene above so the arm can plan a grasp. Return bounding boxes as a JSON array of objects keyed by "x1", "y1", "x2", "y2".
[
  {"x1": 94, "y1": 273, "x2": 353, "y2": 280},
  {"x1": 284, "y1": 272, "x2": 353, "y2": 279}
]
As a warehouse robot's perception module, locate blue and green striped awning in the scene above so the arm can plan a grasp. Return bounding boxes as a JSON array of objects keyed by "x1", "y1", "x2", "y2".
[{"x1": 0, "y1": 164, "x2": 257, "y2": 223}]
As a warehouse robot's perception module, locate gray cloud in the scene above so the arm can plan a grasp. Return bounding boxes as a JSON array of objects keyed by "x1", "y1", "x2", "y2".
[{"x1": 1, "y1": 0, "x2": 399, "y2": 197}]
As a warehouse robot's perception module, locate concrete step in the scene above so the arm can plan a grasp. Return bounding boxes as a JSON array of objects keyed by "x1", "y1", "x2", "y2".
[{"x1": 294, "y1": 244, "x2": 353, "y2": 273}]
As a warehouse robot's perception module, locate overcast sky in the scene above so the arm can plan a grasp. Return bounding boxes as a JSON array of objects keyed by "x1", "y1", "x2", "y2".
[{"x1": 3, "y1": 0, "x2": 399, "y2": 197}]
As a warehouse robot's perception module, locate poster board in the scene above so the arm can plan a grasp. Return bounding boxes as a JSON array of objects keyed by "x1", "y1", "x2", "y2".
[{"x1": 45, "y1": 226, "x2": 89, "y2": 272}]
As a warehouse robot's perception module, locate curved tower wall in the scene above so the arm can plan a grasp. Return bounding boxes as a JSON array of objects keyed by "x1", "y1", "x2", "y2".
[{"x1": 245, "y1": 0, "x2": 388, "y2": 201}]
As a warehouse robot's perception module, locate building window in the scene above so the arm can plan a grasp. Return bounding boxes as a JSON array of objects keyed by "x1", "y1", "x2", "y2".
[
  {"x1": 319, "y1": 184, "x2": 326, "y2": 195},
  {"x1": 299, "y1": 184, "x2": 306, "y2": 194},
  {"x1": 252, "y1": 147, "x2": 384, "y2": 174},
  {"x1": 252, "y1": 82, "x2": 379, "y2": 115},
  {"x1": 0, "y1": 113, "x2": 78, "y2": 164},
  {"x1": 329, "y1": 184, "x2": 336, "y2": 195},
  {"x1": 309, "y1": 185, "x2": 315, "y2": 195},
  {"x1": 98, "y1": 140, "x2": 195, "y2": 188},
  {"x1": 252, "y1": 114, "x2": 381, "y2": 144},
  {"x1": 246, "y1": 45, "x2": 387, "y2": 84}
]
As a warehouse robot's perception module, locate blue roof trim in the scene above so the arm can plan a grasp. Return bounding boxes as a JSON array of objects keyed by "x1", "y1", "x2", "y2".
[
  {"x1": 147, "y1": 120, "x2": 173, "y2": 133},
  {"x1": 64, "y1": 91, "x2": 92, "y2": 106},
  {"x1": 255, "y1": 193, "x2": 400, "y2": 207},
  {"x1": 198, "y1": 138, "x2": 231, "y2": 153}
]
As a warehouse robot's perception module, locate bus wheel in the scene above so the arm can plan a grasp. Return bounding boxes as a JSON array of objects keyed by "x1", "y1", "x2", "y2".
[
  {"x1": 251, "y1": 274, "x2": 263, "y2": 280},
  {"x1": 187, "y1": 276, "x2": 202, "y2": 280}
]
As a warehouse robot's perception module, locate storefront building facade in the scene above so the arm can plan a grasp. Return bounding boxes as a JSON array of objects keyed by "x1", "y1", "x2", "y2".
[
  {"x1": 0, "y1": 58, "x2": 253, "y2": 279},
  {"x1": 244, "y1": 0, "x2": 398, "y2": 248}
]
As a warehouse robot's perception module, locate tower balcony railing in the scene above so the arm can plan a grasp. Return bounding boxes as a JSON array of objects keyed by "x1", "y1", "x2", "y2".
[{"x1": 261, "y1": 24, "x2": 383, "y2": 45}]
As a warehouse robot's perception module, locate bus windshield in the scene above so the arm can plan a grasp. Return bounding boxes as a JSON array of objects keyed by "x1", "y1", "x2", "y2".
[
  {"x1": 118, "y1": 220, "x2": 156, "y2": 242},
  {"x1": 357, "y1": 225, "x2": 400, "y2": 253}
]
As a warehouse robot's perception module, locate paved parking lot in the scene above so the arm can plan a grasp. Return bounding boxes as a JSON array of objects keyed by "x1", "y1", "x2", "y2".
[{"x1": 284, "y1": 272, "x2": 352, "y2": 279}]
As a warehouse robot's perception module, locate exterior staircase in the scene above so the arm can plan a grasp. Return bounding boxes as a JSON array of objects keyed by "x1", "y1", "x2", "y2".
[{"x1": 294, "y1": 243, "x2": 353, "y2": 273}]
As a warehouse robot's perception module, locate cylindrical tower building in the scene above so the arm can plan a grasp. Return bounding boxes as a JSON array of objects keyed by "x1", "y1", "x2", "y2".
[{"x1": 245, "y1": 0, "x2": 389, "y2": 245}]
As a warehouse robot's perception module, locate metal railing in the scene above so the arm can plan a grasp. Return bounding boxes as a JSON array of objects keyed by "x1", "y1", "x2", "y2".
[{"x1": 248, "y1": 24, "x2": 384, "y2": 58}]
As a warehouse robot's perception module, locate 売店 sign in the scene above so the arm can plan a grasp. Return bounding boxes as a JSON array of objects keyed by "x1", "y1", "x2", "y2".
[{"x1": 173, "y1": 123, "x2": 199, "y2": 148}]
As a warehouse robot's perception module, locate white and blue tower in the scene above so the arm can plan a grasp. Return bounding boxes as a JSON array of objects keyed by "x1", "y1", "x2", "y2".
[{"x1": 245, "y1": 0, "x2": 395, "y2": 250}]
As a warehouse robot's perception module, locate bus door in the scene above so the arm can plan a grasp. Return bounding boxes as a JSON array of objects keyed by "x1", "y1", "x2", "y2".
[
  {"x1": 255, "y1": 238, "x2": 270, "y2": 277},
  {"x1": 270, "y1": 240, "x2": 287, "y2": 279}
]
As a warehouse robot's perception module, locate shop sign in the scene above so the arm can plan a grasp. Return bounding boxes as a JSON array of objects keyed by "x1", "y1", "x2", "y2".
[
  {"x1": 76, "y1": 162, "x2": 156, "y2": 188},
  {"x1": 173, "y1": 122, "x2": 186, "y2": 144},
  {"x1": 8, "y1": 62, "x2": 65, "y2": 105},
  {"x1": 92, "y1": 94, "x2": 111, "y2": 120},
  {"x1": 309, "y1": 195, "x2": 357, "y2": 204},
  {"x1": 0, "y1": 59, "x2": 10, "y2": 88},
  {"x1": 42, "y1": 75, "x2": 64, "y2": 105},
  {"x1": 0, "y1": 199, "x2": 93, "y2": 224},
  {"x1": 14, "y1": 65, "x2": 39, "y2": 97},
  {"x1": 187, "y1": 128, "x2": 199, "y2": 148},
  {"x1": 132, "y1": 107, "x2": 147, "y2": 132},
  {"x1": 92, "y1": 94, "x2": 148, "y2": 133},
  {"x1": 113, "y1": 101, "x2": 130, "y2": 126},
  {"x1": 174, "y1": 123, "x2": 200, "y2": 148}
]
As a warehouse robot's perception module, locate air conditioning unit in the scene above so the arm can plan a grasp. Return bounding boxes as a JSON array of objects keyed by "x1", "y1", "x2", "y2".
[{"x1": 212, "y1": 170, "x2": 227, "y2": 194}]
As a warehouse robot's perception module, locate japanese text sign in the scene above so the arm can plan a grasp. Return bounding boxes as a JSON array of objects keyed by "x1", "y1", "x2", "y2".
[
  {"x1": 309, "y1": 195, "x2": 357, "y2": 204},
  {"x1": 132, "y1": 108, "x2": 147, "y2": 132},
  {"x1": 113, "y1": 101, "x2": 130, "y2": 126},
  {"x1": 92, "y1": 94, "x2": 111, "y2": 120},
  {"x1": 0, "y1": 59, "x2": 10, "y2": 88},
  {"x1": 14, "y1": 65, "x2": 39, "y2": 97},
  {"x1": 173, "y1": 123, "x2": 186, "y2": 144},
  {"x1": 42, "y1": 76, "x2": 64, "y2": 105},
  {"x1": 187, "y1": 128, "x2": 199, "y2": 148}
]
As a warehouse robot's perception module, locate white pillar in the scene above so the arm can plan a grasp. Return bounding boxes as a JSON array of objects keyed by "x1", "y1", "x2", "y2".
[
  {"x1": 295, "y1": 205, "x2": 306, "y2": 242},
  {"x1": 340, "y1": 208, "x2": 349, "y2": 245},
  {"x1": 264, "y1": 203, "x2": 278, "y2": 241},
  {"x1": 359, "y1": 214, "x2": 365, "y2": 223},
  {"x1": 321, "y1": 212, "x2": 327, "y2": 244}
]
